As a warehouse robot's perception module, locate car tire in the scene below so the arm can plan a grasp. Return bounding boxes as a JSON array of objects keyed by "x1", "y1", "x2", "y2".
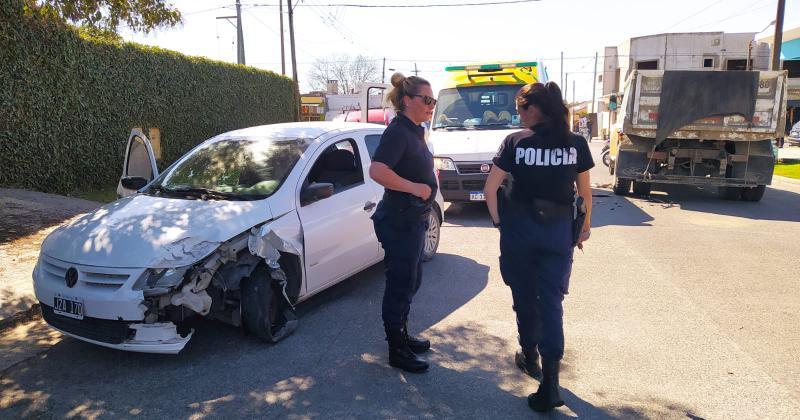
[
  {"x1": 602, "y1": 151, "x2": 611, "y2": 168},
  {"x1": 422, "y1": 207, "x2": 441, "y2": 262},
  {"x1": 241, "y1": 264, "x2": 297, "y2": 343},
  {"x1": 719, "y1": 186, "x2": 742, "y2": 201},
  {"x1": 613, "y1": 177, "x2": 632, "y2": 195},
  {"x1": 632, "y1": 181, "x2": 651, "y2": 196},
  {"x1": 741, "y1": 185, "x2": 766, "y2": 202}
]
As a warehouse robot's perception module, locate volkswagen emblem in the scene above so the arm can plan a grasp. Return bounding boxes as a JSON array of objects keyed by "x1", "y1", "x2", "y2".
[
  {"x1": 480, "y1": 163, "x2": 491, "y2": 173},
  {"x1": 65, "y1": 267, "x2": 78, "y2": 288}
]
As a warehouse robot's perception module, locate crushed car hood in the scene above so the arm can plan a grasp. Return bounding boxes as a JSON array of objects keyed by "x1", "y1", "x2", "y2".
[{"x1": 42, "y1": 194, "x2": 273, "y2": 268}]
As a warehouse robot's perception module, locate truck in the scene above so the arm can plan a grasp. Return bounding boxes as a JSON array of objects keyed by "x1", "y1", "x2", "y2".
[
  {"x1": 610, "y1": 69, "x2": 788, "y2": 202},
  {"x1": 428, "y1": 61, "x2": 547, "y2": 202}
]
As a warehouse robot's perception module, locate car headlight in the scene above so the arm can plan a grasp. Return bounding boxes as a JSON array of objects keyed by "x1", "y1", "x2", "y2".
[
  {"x1": 133, "y1": 267, "x2": 190, "y2": 291},
  {"x1": 433, "y1": 157, "x2": 457, "y2": 171}
]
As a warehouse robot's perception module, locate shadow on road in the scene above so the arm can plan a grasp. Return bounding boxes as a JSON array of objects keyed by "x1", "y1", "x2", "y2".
[
  {"x1": 639, "y1": 184, "x2": 800, "y2": 223},
  {"x1": 0, "y1": 189, "x2": 100, "y2": 244}
]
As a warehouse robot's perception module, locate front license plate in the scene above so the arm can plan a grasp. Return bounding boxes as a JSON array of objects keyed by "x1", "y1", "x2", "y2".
[
  {"x1": 54, "y1": 294, "x2": 84, "y2": 320},
  {"x1": 469, "y1": 191, "x2": 486, "y2": 201}
]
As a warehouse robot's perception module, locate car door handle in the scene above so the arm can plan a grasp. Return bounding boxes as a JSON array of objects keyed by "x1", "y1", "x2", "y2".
[{"x1": 364, "y1": 201, "x2": 376, "y2": 211}]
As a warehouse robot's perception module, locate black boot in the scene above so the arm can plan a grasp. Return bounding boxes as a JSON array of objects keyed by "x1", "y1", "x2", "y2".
[
  {"x1": 527, "y1": 358, "x2": 564, "y2": 412},
  {"x1": 515, "y1": 348, "x2": 541, "y2": 379},
  {"x1": 403, "y1": 323, "x2": 431, "y2": 354},
  {"x1": 387, "y1": 331, "x2": 429, "y2": 373}
]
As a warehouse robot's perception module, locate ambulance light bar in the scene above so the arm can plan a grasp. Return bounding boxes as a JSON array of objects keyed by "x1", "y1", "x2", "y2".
[{"x1": 445, "y1": 62, "x2": 538, "y2": 72}]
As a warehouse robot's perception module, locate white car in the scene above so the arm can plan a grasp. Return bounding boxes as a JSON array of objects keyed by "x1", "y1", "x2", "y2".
[
  {"x1": 33, "y1": 122, "x2": 444, "y2": 354},
  {"x1": 788, "y1": 121, "x2": 800, "y2": 145}
]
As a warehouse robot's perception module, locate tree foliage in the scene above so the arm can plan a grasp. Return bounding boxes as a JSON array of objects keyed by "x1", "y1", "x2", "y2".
[
  {"x1": 307, "y1": 54, "x2": 381, "y2": 94},
  {"x1": 24, "y1": 0, "x2": 181, "y2": 33}
]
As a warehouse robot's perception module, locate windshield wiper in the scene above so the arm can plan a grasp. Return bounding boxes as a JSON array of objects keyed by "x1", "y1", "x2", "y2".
[
  {"x1": 471, "y1": 123, "x2": 518, "y2": 129},
  {"x1": 167, "y1": 186, "x2": 247, "y2": 201}
]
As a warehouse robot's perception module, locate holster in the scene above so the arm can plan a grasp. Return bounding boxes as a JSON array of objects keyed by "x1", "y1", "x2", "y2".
[{"x1": 572, "y1": 195, "x2": 587, "y2": 246}]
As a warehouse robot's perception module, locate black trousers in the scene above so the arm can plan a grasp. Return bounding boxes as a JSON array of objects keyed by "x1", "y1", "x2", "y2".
[
  {"x1": 373, "y1": 208, "x2": 428, "y2": 334},
  {"x1": 498, "y1": 200, "x2": 574, "y2": 361}
]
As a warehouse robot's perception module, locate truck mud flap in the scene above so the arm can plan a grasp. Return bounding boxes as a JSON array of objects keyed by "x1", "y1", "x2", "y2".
[{"x1": 615, "y1": 151, "x2": 650, "y2": 179}]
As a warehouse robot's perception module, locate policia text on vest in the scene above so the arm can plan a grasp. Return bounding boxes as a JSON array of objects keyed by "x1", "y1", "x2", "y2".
[{"x1": 515, "y1": 147, "x2": 578, "y2": 167}]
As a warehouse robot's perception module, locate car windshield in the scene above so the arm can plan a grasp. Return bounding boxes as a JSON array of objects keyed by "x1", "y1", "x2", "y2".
[
  {"x1": 148, "y1": 137, "x2": 311, "y2": 201},
  {"x1": 433, "y1": 85, "x2": 523, "y2": 130}
]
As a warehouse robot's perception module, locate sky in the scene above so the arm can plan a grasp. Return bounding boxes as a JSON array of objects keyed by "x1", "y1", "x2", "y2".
[{"x1": 120, "y1": 0, "x2": 800, "y2": 102}]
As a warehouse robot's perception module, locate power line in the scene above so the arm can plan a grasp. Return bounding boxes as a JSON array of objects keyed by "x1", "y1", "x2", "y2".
[
  {"x1": 660, "y1": 0, "x2": 725, "y2": 32},
  {"x1": 244, "y1": 0, "x2": 540, "y2": 8}
]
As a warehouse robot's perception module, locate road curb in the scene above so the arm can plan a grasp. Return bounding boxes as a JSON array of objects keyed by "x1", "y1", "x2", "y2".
[{"x1": 0, "y1": 304, "x2": 42, "y2": 334}]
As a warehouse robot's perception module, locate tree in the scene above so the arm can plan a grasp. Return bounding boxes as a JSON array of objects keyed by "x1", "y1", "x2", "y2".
[
  {"x1": 307, "y1": 54, "x2": 381, "y2": 95},
  {"x1": 23, "y1": 0, "x2": 181, "y2": 33}
]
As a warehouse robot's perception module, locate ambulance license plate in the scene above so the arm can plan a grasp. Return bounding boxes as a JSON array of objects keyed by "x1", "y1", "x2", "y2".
[
  {"x1": 53, "y1": 294, "x2": 84, "y2": 320},
  {"x1": 469, "y1": 191, "x2": 485, "y2": 201}
]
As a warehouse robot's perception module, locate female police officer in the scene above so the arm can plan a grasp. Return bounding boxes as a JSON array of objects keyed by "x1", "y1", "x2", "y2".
[
  {"x1": 484, "y1": 82, "x2": 593, "y2": 411},
  {"x1": 369, "y1": 72, "x2": 438, "y2": 373}
]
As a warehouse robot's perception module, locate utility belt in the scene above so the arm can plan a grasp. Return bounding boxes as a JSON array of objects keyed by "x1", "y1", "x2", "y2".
[
  {"x1": 499, "y1": 187, "x2": 587, "y2": 246},
  {"x1": 379, "y1": 185, "x2": 437, "y2": 221}
]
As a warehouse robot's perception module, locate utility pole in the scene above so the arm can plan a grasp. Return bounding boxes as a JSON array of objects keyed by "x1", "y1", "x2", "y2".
[
  {"x1": 572, "y1": 79, "x2": 575, "y2": 106},
  {"x1": 279, "y1": 0, "x2": 285, "y2": 75},
  {"x1": 235, "y1": 0, "x2": 245, "y2": 65},
  {"x1": 560, "y1": 51, "x2": 564, "y2": 92},
  {"x1": 591, "y1": 51, "x2": 598, "y2": 113},
  {"x1": 382, "y1": 58, "x2": 386, "y2": 83},
  {"x1": 413, "y1": 63, "x2": 419, "y2": 76},
  {"x1": 564, "y1": 72, "x2": 569, "y2": 101},
  {"x1": 572, "y1": 79, "x2": 576, "y2": 132},
  {"x1": 287, "y1": 0, "x2": 298, "y2": 84},
  {"x1": 771, "y1": 0, "x2": 786, "y2": 71}
]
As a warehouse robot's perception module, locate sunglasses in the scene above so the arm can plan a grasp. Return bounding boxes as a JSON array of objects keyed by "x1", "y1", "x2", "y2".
[{"x1": 411, "y1": 95, "x2": 437, "y2": 106}]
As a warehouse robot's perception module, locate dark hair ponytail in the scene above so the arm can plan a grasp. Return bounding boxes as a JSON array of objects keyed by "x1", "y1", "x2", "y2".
[{"x1": 516, "y1": 81, "x2": 570, "y2": 143}]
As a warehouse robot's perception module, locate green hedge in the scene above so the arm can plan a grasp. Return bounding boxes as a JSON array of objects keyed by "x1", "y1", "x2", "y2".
[{"x1": 0, "y1": 3, "x2": 298, "y2": 194}]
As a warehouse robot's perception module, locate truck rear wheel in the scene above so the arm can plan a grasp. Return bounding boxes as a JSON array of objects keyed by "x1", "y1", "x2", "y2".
[
  {"x1": 632, "y1": 181, "x2": 651, "y2": 196},
  {"x1": 613, "y1": 177, "x2": 632, "y2": 195},
  {"x1": 741, "y1": 185, "x2": 766, "y2": 202},
  {"x1": 719, "y1": 186, "x2": 742, "y2": 200}
]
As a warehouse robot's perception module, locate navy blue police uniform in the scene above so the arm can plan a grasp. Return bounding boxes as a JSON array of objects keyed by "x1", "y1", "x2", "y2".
[
  {"x1": 371, "y1": 113, "x2": 437, "y2": 337},
  {"x1": 493, "y1": 122, "x2": 594, "y2": 363}
]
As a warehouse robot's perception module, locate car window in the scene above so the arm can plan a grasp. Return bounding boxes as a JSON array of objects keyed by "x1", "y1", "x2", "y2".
[
  {"x1": 151, "y1": 137, "x2": 311, "y2": 200},
  {"x1": 305, "y1": 138, "x2": 365, "y2": 198},
  {"x1": 365, "y1": 134, "x2": 381, "y2": 158},
  {"x1": 126, "y1": 135, "x2": 153, "y2": 180}
]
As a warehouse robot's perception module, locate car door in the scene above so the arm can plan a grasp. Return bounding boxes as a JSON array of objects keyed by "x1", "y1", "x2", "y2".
[
  {"x1": 117, "y1": 129, "x2": 159, "y2": 198},
  {"x1": 296, "y1": 133, "x2": 381, "y2": 294}
]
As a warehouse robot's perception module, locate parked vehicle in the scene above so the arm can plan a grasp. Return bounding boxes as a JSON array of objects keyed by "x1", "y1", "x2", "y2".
[
  {"x1": 601, "y1": 140, "x2": 611, "y2": 168},
  {"x1": 333, "y1": 108, "x2": 396, "y2": 126},
  {"x1": 427, "y1": 61, "x2": 547, "y2": 202},
  {"x1": 611, "y1": 69, "x2": 788, "y2": 201},
  {"x1": 34, "y1": 123, "x2": 444, "y2": 354},
  {"x1": 787, "y1": 120, "x2": 800, "y2": 145}
]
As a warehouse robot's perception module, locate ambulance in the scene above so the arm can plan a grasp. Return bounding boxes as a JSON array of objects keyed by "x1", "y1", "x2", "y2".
[{"x1": 430, "y1": 61, "x2": 547, "y2": 202}]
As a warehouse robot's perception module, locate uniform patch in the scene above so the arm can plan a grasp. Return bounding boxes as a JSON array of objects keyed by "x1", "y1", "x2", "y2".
[{"x1": 514, "y1": 147, "x2": 577, "y2": 166}]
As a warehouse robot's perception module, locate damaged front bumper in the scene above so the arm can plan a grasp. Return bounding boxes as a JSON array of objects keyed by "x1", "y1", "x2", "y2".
[{"x1": 40, "y1": 304, "x2": 192, "y2": 354}]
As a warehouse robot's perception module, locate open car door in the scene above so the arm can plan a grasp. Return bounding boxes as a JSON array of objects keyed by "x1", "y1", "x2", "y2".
[{"x1": 117, "y1": 129, "x2": 159, "y2": 198}]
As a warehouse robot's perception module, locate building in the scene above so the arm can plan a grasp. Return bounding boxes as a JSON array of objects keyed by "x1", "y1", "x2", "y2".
[
  {"x1": 594, "y1": 32, "x2": 771, "y2": 139},
  {"x1": 759, "y1": 25, "x2": 800, "y2": 134}
]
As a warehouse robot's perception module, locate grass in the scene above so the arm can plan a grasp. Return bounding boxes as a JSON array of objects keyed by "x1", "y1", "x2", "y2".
[
  {"x1": 774, "y1": 163, "x2": 800, "y2": 180},
  {"x1": 69, "y1": 185, "x2": 119, "y2": 203}
]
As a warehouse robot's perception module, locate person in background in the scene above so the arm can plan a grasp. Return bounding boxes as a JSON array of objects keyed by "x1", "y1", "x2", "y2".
[
  {"x1": 484, "y1": 81, "x2": 594, "y2": 412},
  {"x1": 369, "y1": 72, "x2": 438, "y2": 373}
]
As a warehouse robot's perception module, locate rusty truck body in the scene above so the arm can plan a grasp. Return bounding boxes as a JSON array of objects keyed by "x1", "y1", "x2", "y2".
[{"x1": 610, "y1": 69, "x2": 788, "y2": 202}]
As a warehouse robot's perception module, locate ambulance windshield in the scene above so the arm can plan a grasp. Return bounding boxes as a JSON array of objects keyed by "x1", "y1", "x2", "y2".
[{"x1": 432, "y1": 85, "x2": 522, "y2": 130}]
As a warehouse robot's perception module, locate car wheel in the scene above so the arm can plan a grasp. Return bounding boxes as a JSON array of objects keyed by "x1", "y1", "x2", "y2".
[
  {"x1": 741, "y1": 185, "x2": 766, "y2": 202},
  {"x1": 422, "y1": 209, "x2": 441, "y2": 262},
  {"x1": 602, "y1": 151, "x2": 611, "y2": 168},
  {"x1": 613, "y1": 177, "x2": 632, "y2": 195},
  {"x1": 241, "y1": 264, "x2": 297, "y2": 343},
  {"x1": 632, "y1": 181, "x2": 651, "y2": 196}
]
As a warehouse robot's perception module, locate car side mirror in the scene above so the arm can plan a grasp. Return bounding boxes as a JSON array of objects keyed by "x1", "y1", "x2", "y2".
[
  {"x1": 121, "y1": 176, "x2": 149, "y2": 190},
  {"x1": 301, "y1": 183, "x2": 334, "y2": 206}
]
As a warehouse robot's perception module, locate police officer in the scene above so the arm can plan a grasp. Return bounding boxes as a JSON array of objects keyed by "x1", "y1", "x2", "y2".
[
  {"x1": 369, "y1": 72, "x2": 438, "y2": 373},
  {"x1": 484, "y1": 82, "x2": 594, "y2": 412}
]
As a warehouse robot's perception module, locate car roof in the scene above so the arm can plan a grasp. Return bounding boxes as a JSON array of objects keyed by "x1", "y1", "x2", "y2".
[{"x1": 218, "y1": 121, "x2": 382, "y2": 140}]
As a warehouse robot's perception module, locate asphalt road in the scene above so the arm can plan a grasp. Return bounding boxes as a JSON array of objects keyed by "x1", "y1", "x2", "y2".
[{"x1": 2, "y1": 142, "x2": 799, "y2": 419}]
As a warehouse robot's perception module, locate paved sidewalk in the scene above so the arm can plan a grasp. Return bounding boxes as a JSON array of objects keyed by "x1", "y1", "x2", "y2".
[{"x1": 0, "y1": 189, "x2": 101, "y2": 327}]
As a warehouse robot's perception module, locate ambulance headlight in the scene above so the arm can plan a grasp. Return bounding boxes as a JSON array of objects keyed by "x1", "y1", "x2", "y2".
[{"x1": 434, "y1": 157, "x2": 457, "y2": 171}]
